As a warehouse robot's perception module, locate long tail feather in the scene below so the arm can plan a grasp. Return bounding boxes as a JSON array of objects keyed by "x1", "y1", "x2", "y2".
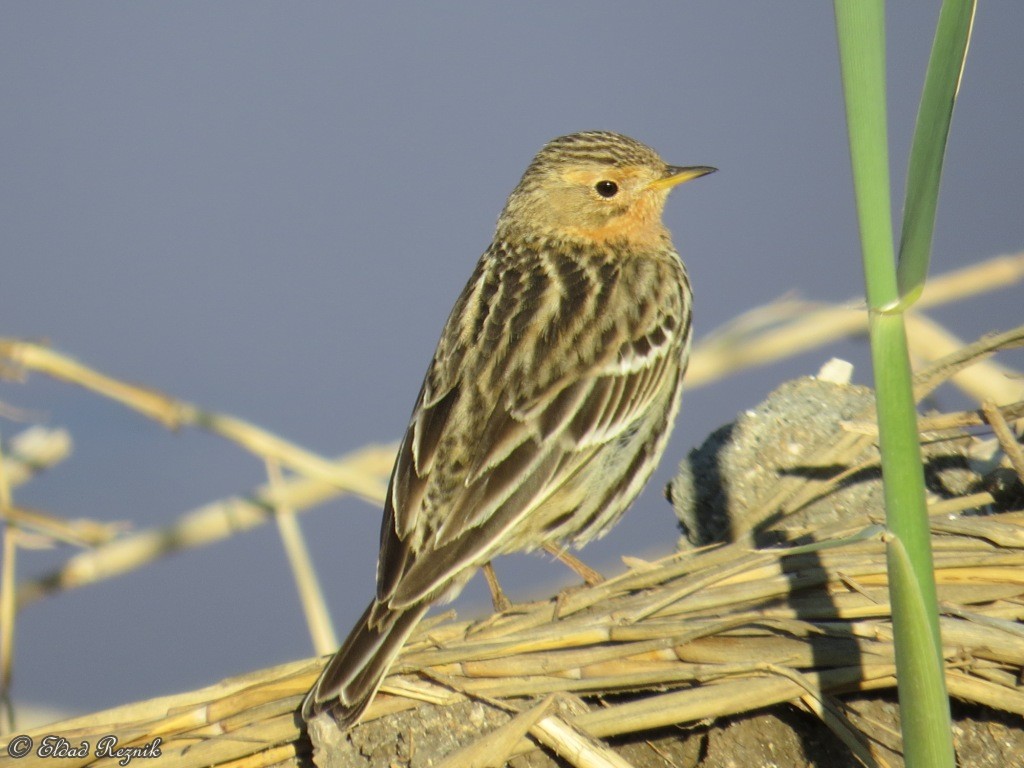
[{"x1": 302, "y1": 600, "x2": 429, "y2": 728}]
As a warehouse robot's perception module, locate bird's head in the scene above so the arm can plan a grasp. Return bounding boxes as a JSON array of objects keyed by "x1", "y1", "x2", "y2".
[{"x1": 497, "y1": 131, "x2": 715, "y2": 249}]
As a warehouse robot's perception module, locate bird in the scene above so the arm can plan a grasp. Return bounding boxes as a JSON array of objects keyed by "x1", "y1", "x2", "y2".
[{"x1": 302, "y1": 131, "x2": 715, "y2": 728}]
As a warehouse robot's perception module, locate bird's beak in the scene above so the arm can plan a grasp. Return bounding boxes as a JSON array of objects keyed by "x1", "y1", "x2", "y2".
[{"x1": 648, "y1": 165, "x2": 717, "y2": 191}]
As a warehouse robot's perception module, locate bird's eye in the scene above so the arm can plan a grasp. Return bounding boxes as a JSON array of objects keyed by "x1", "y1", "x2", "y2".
[{"x1": 594, "y1": 180, "x2": 619, "y2": 198}]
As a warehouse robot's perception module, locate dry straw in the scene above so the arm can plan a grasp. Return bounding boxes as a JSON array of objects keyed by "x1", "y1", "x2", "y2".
[{"x1": 13, "y1": 508, "x2": 1024, "y2": 767}]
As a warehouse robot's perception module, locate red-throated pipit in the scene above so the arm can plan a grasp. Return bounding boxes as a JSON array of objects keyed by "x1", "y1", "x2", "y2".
[{"x1": 303, "y1": 131, "x2": 715, "y2": 727}]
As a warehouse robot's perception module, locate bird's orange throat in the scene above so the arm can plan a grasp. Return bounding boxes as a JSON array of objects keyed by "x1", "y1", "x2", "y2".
[{"x1": 561, "y1": 193, "x2": 669, "y2": 251}]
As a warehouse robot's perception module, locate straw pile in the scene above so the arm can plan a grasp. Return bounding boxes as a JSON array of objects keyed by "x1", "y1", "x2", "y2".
[{"x1": 17, "y1": 505, "x2": 1024, "y2": 767}]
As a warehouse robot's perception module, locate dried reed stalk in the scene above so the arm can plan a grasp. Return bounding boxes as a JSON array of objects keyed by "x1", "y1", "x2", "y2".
[
  {"x1": 14, "y1": 443, "x2": 395, "y2": 610},
  {"x1": 685, "y1": 251, "x2": 1024, "y2": 387},
  {"x1": 0, "y1": 339, "x2": 388, "y2": 502}
]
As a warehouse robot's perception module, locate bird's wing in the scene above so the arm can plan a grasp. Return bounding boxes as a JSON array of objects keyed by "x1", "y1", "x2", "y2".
[
  {"x1": 375, "y1": 257, "x2": 482, "y2": 602},
  {"x1": 375, "y1": 350, "x2": 463, "y2": 602}
]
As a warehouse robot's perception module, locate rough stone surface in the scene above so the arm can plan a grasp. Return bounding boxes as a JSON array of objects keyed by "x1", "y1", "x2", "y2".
[
  {"x1": 310, "y1": 695, "x2": 1024, "y2": 767},
  {"x1": 668, "y1": 376, "x2": 982, "y2": 547}
]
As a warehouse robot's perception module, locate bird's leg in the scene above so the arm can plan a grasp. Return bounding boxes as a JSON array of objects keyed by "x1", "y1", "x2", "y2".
[
  {"x1": 481, "y1": 562, "x2": 512, "y2": 613},
  {"x1": 542, "y1": 543, "x2": 605, "y2": 586}
]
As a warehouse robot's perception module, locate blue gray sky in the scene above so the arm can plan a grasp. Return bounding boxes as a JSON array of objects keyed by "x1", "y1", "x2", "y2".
[{"x1": 2, "y1": 4, "x2": 1022, "y2": 716}]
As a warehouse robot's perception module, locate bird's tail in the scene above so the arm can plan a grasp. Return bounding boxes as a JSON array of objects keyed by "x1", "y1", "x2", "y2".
[{"x1": 301, "y1": 600, "x2": 429, "y2": 729}]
